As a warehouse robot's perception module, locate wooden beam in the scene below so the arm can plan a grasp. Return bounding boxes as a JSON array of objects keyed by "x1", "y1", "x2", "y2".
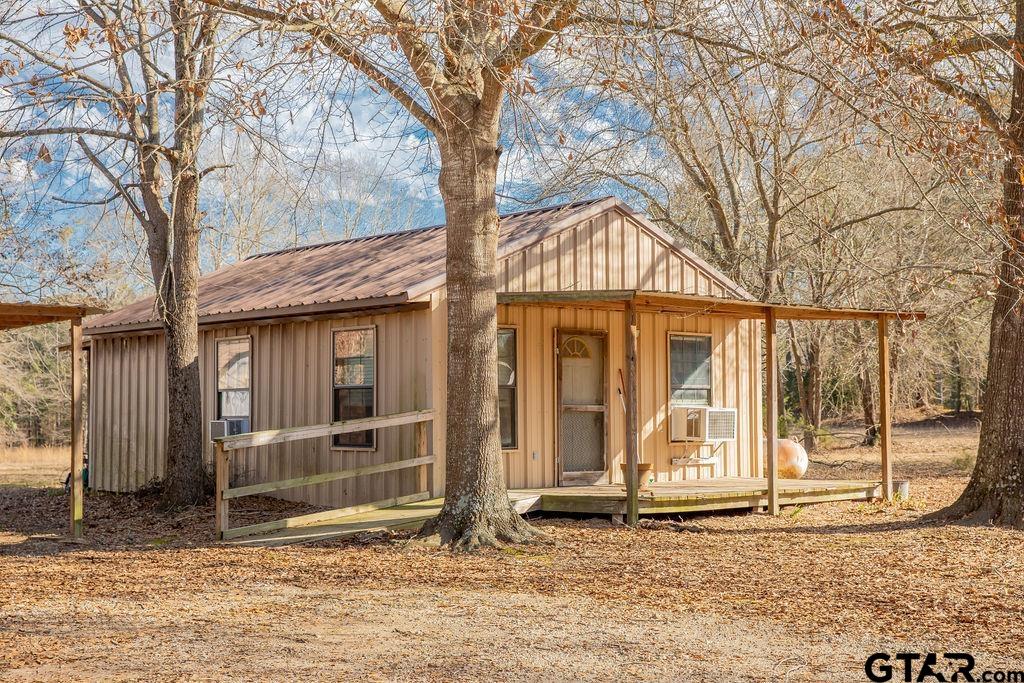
[
  {"x1": 498, "y1": 290, "x2": 634, "y2": 305},
  {"x1": 223, "y1": 455, "x2": 436, "y2": 500},
  {"x1": 221, "y1": 491, "x2": 432, "y2": 541},
  {"x1": 415, "y1": 420, "x2": 429, "y2": 493},
  {"x1": 493, "y1": 290, "x2": 927, "y2": 322},
  {"x1": 624, "y1": 300, "x2": 640, "y2": 526},
  {"x1": 0, "y1": 315, "x2": 74, "y2": 329},
  {"x1": 0, "y1": 302, "x2": 104, "y2": 318},
  {"x1": 215, "y1": 409, "x2": 433, "y2": 451},
  {"x1": 878, "y1": 314, "x2": 893, "y2": 501},
  {"x1": 215, "y1": 441, "x2": 229, "y2": 540},
  {"x1": 764, "y1": 308, "x2": 779, "y2": 516},
  {"x1": 69, "y1": 319, "x2": 84, "y2": 538}
]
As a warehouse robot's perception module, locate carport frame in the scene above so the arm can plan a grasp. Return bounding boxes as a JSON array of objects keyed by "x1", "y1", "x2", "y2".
[{"x1": 1, "y1": 303, "x2": 105, "y2": 537}]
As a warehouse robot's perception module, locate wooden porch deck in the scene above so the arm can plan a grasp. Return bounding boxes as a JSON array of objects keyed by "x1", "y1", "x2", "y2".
[
  {"x1": 515, "y1": 477, "x2": 887, "y2": 516},
  {"x1": 227, "y1": 477, "x2": 890, "y2": 547}
]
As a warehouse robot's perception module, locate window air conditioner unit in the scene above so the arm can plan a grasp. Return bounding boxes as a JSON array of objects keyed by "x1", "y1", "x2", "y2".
[
  {"x1": 210, "y1": 418, "x2": 250, "y2": 440},
  {"x1": 670, "y1": 407, "x2": 737, "y2": 443}
]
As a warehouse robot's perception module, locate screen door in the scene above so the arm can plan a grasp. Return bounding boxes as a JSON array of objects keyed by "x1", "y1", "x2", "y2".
[{"x1": 557, "y1": 331, "x2": 608, "y2": 485}]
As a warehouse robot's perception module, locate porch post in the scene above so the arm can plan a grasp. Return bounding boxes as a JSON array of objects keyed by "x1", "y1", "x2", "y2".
[
  {"x1": 70, "y1": 318, "x2": 84, "y2": 538},
  {"x1": 877, "y1": 314, "x2": 893, "y2": 501},
  {"x1": 215, "y1": 441, "x2": 229, "y2": 540},
  {"x1": 764, "y1": 307, "x2": 779, "y2": 515},
  {"x1": 624, "y1": 300, "x2": 640, "y2": 526}
]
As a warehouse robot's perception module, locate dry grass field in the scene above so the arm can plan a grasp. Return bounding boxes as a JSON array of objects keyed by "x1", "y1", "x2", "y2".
[
  {"x1": 0, "y1": 447, "x2": 68, "y2": 488},
  {"x1": 2, "y1": 420, "x2": 1022, "y2": 682}
]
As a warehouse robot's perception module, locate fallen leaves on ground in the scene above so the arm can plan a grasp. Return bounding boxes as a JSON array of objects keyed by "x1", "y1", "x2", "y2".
[{"x1": 1, "y1": 425, "x2": 1021, "y2": 681}]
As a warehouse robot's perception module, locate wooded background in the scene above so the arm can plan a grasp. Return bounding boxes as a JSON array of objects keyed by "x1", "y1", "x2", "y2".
[{"x1": 0, "y1": 0, "x2": 996, "y2": 450}]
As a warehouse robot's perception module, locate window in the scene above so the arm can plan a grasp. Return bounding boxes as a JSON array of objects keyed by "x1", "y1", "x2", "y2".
[
  {"x1": 498, "y1": 328, "x2": 517, "y2": 449},
  {"x1": 669, "y1": 334, "x2": 712, "y2": 406},
  {"x1": 216, "y1": 338, "x2": 251, "y2": 435},
  {"x1": 333, "y1": 328, "x2": 375, "y2": 448}
]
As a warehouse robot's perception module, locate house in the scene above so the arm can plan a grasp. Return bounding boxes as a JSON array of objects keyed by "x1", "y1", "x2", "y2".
[{"x1": 83, "y1": 196, "x2": 917, "y2": 530}]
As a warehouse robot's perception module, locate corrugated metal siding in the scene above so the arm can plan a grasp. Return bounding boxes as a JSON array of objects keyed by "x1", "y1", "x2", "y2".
[
  {"x1": 89, "y1": 309, "x2": 432, "y2": 508},
  {"x1": 88, "y1": 333, "x2": 167, "y2": 491},
  {"x1": 204, "y1": 310, "x2": 432, "y2": 508}
]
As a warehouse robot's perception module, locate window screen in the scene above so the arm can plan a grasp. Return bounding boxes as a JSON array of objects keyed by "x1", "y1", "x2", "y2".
[
  {"x1": 670, "y1": 335, "x2": 712, "y2": 406},
  {"x1": 497, "y1": 328, "x2": 517, "y2": 449},
  {"x1": 333, "y1": 328, "x2": 375, "y2": 448},
  {"x1": 216, "y1": 338, "x2": 250, "y2": 434}
]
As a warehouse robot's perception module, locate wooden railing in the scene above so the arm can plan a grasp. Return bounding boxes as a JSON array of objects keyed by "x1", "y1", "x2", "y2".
[{"x1": 214, "y1": 409, "x2": 433, "y2": 540}]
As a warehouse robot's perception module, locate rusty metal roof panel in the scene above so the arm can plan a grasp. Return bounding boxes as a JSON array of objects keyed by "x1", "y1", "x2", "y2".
[{"x1": 85, "y1": 197, "x2": 611, "y2": 333}]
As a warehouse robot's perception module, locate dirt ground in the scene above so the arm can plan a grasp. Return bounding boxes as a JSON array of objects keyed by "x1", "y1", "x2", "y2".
[{"x1": 2, "y1": 420, "x2": 1023, "y2": 682}]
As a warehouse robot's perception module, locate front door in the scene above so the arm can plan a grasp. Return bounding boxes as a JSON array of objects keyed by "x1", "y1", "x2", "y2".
[{"x1": 557, "y1": 331, "x2": 608, "y2": 485}]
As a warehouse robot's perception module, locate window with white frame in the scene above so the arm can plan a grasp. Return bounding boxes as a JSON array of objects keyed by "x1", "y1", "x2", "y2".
[
  {"x1": 497, "y1": 328, "x2": 517, "y2": 449},
  {"x1": 216, "y1": 338, "x2": 251, "y2": 435},
  {"x1": 669, "y1": 334, "x2": 712, "y2": 406},
  {"x1": 332, "y1": 327, "x2": 376, "y2": 448}
]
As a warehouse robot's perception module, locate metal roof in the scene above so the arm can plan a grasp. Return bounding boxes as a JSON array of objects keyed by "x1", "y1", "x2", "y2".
[{"x1": 85, "y1": 197, "x2": 626, "y2": 333}]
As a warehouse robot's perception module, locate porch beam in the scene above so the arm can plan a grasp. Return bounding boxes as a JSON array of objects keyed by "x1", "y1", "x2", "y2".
[
  {"x1": 877, "y1": 314, "x2": 893, "y2": 501},
  {"x1": 764, "y1": 308, "x2": 779, "y2": 515},
  {"x1": 624, "y1": 300, "x2": 640, "y2": 526},
  {"x1": 69, "y1": 318, "x2": 84, "y2": 538}
]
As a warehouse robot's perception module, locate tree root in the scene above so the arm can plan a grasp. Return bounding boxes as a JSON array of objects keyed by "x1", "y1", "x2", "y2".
[
  {"x1": 418, "y1": 508, "x2": 551, "y2": 552},
  {"x1": 921, "y1": 488, "x2": 1024, "y2": 529}
]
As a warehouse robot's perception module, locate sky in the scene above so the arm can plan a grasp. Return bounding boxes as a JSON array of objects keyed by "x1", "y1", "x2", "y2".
[{"x1": 0, "y1": 2, "x2": 651, "y2": 302}]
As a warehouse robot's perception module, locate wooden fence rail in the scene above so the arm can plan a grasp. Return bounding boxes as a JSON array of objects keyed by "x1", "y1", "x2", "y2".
[{"x1": 214, "y1": 409, "x2": 433, "y2": 540}]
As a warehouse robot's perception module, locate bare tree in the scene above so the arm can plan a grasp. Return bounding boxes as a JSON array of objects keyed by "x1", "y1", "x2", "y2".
[
  {"x1": 534, "y1": 18, "x2": 957, "y2": 447},
  {"x1": 785, "y1": 0, "x2": 1024, "y2": 525},
  {"x1": 1, "y1": 0, "x2": 223, "y2": 506},
  {"x1": 198, "y1": 0, "x2": 598, "y2": 548}
]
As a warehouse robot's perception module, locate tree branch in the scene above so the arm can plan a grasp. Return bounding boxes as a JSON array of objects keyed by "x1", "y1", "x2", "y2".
[
  {"x1": 198, "y1": 0, "x2": 441, "y2": 135},
  {"x1": 75, "y1": 136, "x2": 151, "y2": 230}
]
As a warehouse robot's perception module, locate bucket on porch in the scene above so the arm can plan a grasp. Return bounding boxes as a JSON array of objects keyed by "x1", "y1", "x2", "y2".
[{"x1": 620, "y1": 462, "x2": 655, "y2": 489}]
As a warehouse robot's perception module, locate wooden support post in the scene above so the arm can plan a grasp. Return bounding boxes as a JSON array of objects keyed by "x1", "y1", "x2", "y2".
[
  {"x1": 415, "y1": 420, "x2": 429, "y2": 494},
  {"x1": 877, "y1": 314, "x2": 893, "y2": 501},
  {"x1": 764, "y1": 308, "x2": 779, "y2": 516},
  {"x1": 69, "y1": 318, "x2": 84, "y2": 538},
  {"x1": 624, "y1": 300, "x2": 640, "y2": 527},
  {"x1": 215, "y1": 441, "x2": 229, "y2": 539}
]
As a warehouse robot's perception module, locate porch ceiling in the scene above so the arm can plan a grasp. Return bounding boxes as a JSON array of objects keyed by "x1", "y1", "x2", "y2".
[{"x1": 496, "y1": 290, "x2": 927, "y2": 322}]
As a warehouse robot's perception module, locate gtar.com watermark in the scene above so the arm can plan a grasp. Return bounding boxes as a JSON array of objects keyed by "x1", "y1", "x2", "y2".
[{"x1": 865, "y1": 653, "x2": 1024, "y2": 682}]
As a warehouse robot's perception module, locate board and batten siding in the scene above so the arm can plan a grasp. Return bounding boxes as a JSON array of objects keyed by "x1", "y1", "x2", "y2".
[
  {"x1": 496, "y1": 305, "x2": 762, "y2": 489},
  {"x1": 88, "y1": 308, "x2": 433, "y2": 510},
  {"x1": 498, "y1": 208, "x2": 735, "y2": 296}
]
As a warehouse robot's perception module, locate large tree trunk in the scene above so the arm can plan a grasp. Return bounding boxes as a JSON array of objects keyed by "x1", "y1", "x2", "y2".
[
  {"x1": 158, "y1": 0, "x2": 209, "y2": 507},
  {"x1": 931, "y1": 0, "x2": 1024, "y2": 527},
  {"x1": 419, "y1": 129, "x2": 541, "y2": 549},
  {"x1": 159, "y1": 170, "x2": 206, "y2": 507}
]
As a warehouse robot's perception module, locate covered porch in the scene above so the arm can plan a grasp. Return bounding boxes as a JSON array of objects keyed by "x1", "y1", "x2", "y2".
[{"x1": 498, "y1": 289, "x2": 925, "y2": 525}]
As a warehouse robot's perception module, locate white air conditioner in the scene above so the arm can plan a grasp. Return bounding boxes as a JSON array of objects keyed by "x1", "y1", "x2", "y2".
[
  {"x1": 670, "y1": 407, "x2": 737, "y2": 443},
  {"x1": 210, "y1": 418, "x2": 250, "y2": 440}
]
